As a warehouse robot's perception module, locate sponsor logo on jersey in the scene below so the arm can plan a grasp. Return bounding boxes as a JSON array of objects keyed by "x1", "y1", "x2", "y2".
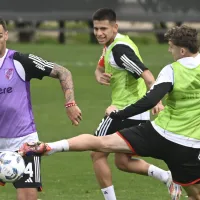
[{"x1": 0, "y1": 87, "x2": 13, "y2": 94}]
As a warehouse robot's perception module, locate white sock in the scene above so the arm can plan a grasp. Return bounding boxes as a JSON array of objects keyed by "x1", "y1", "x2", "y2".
[
  {"x1": 46, "y1": 140, "x2": 69, "y2": 155},
  {"x1": 148, "y1": 165, "x2": 169, "y2": 184},
  {"x1": 101, "y1": 185, "x2": 117, "y2": 200}
]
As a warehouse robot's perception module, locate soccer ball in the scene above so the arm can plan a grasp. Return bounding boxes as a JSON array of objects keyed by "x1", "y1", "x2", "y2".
[{"x1": 0, "y1": 151, "x2": 25, "y2": 183}]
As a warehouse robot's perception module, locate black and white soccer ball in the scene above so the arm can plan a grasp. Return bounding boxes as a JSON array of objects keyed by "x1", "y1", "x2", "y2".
[{"x1": 0, "y1": 151, "x2": 25, "y2": 183}]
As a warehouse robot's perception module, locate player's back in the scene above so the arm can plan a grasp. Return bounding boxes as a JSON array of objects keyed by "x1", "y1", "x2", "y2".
[{"x1": 155, "y1": 54, "x2": 200, "y2": 139}]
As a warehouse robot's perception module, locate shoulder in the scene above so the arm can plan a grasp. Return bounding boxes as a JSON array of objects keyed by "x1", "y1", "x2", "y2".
[
  {"x1": 112, "y1": 42, "x2": 133, "y2": 51},
  {"x1": 111, "y1": 43, "x2": 135, "y2": 58},
  {"x1": 13, "y1": 51, "x2": 28, "y2": 59},
  {"x1": 160, "y1": 64, "x2": 174, "y2": 74},
  {"x1": 156, "y1": 64, "x2": 174, "y2": 84}
]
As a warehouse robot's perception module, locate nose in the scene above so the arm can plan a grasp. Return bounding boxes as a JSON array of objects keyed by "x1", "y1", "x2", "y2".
[{"x1": 95, "y1": 29, "x2": 103, "y2": 37}]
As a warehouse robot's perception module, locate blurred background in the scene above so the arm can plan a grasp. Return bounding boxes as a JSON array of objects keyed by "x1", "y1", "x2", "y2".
[
  {"x1": 1, "y1": 0, "x2": 200, "y2": 199},
  {"x1": 2, "y1": 0, "x2": 200, "y2": 44}
]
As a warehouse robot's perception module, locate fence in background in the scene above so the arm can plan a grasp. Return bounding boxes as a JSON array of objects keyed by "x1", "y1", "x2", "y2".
[
  {"x1": 1, "y1": 0, "x2": 200, "y2": 43},
  {"x1": 1, "y1": 0, "x2": 200, "y2": 22}
]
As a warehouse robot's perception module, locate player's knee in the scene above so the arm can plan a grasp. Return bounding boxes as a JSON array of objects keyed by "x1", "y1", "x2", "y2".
[
  {"x1": 115, "y1": 160, "x2": 128, "y2": 171},
  {"x1": 115, "y1": 154, "x2": 129, "y2": 171},
  {"x1": 90, "y1": 151, "x2": 100, "y2": 161},
  {"x1": 188, "y1": 193, "x2": 200, "y2": 200},
  {"x1": 92, "y1": 136, "x2": 110, "y2": 151},
  {"x1": 188, "y1": 191, "x2": 200, "y2": 200},
  {"x1": 91, "y1": 135, "x2": 116, "y2": 153},
  {"x1": 17, "y1": 188, "x2": 37, "y2": 200},
  {"x1": 90, "y1": 151, "x2": 109, "y2": 162}
]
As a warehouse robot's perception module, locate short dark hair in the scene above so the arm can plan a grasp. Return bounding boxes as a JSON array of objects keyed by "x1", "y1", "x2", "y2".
[
  {"x1": 92, "y1": 8, "x2": 116, "y2": 22},
  {"x1": 0, "y1": 18, "x2": 7, "y2": 31},
  {"x1": 165, "y1": 25, "x2": 199, "y2": 53}
]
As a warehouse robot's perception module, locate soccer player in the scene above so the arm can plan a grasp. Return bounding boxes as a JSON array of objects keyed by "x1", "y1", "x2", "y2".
[
  {"x1": 0, "y1": 18, "x2": 81, "y2": 200},
  {"x1": 91, "y1": 8, "x2": 168, "y2": 200},
  {"x1": 20, "y1": 9, "x2": 181, "y2": 200},
  {"x1": 21, "y1": 25, "x2": 200, "y2": 199}
]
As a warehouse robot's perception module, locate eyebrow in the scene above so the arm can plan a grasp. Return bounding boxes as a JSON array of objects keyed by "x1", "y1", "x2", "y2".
[{"x1": 94, "y1": 26, "x2": 108, "y2": 29}]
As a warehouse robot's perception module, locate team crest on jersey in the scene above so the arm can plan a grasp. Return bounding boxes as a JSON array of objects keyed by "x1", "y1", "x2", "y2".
[{"x1": 5, "y1": 68, "x2": 14, "y2": 80}]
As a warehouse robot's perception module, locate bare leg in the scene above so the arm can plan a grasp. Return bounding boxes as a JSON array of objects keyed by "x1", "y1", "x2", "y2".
[
  {"x1": 68, "y1": 133, "x2": 132, "y2": 153},
  {"x1": 115, "y1": 153, "x2": 150, "y2": 175},
  {"x1": 91, "y1": 152, "x2": 117, "y2": 200},
  {"x1": 17, "y1": 188, "x2": 37, "y2": 200},
  {"x1": 66, "y1": 133, "x2": 129, "y2": 200},
  {"x1": 115, "y1": 153, "x2": 171, "y2": 184},
  {"x1": 21, "y1": 133, "x2": 181, "y2": 199},
  {"x1": 91, "y1": 152, "x2": 112, "y2": 187},
  {"x1": 184, "y1": 184, "x2": 200, "y2": 200}
]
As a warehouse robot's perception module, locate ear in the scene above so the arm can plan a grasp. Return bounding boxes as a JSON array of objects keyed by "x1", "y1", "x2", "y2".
[
  {"x1": 180, "y1": 47, "x2": 186, "y2": 55},
  {"x1": 113, "y1": 23, "x2": 118, "y2": 33}
]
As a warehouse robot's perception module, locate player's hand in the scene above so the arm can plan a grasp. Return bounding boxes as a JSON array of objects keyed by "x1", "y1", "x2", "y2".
[
  {"x1": 105, "y1": 105, "x2": 118, "y2": 116},
  {"x1": 151, "y1": 101, "x2": 164, "y2": 115},
  {"x1": 97, "y1": 73, "x2": 112, "y2": 86},
  {"x1": 66, "y1": 105, "x2": 82, "y2": 126}
]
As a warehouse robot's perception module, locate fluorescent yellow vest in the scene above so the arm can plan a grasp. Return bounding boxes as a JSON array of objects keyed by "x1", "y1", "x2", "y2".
[
  {"x1": 155, "y1": 61, "x2": 200, "y2": 139},
  {"x1": 104, "y1": 34, "x2": 146, "y2": 109}
]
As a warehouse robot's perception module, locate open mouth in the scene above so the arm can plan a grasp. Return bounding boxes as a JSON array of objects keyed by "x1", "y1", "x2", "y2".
[{"x1": 97, "y1": 38, "x2": 106, "y2": 42}]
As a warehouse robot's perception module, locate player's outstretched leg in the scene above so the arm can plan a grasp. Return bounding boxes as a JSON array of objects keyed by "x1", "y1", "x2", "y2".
[
  {"x1": 19, "y1": 133, "x2": 132, "y2": 156},
  {"x1": 19, "y1": 133, "x2": 182, "y2": 200}
]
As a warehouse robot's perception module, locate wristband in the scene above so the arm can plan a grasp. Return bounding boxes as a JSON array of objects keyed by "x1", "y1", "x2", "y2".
[{"x1": 65, "y1": 101, "x2": 77, "y2": 108}]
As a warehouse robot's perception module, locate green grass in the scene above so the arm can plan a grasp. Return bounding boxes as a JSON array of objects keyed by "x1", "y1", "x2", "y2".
[{"x1": 0, "y1": 43, "x2": 183, "y2": 200}]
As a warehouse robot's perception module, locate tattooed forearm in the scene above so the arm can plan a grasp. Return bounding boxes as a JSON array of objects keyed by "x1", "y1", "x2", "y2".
[{"x1": 50, "y1": 64, "x2": 75, "y2": 103}]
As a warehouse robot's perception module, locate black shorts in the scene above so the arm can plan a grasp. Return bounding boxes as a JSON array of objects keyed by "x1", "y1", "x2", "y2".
[
  {"x1": 95, "y1": 115, "x2": 147, "y2": 136},
  {"x1": 0, "y1": 155, "x2": 42, "y2": 191},
  {"x1": 118, "y1": 121, "x2": 200, "y2": 186},
  {"x1": 14, "y1": 155, "x2": 42, "y2": 191}
]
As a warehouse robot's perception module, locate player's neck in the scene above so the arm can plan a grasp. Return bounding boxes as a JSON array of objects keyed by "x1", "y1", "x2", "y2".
[
  {"x1": 0, "y1": 47, "x2": 7, "y2": 58},
  {"x1": 105, "y1": 33, "x2": 118, "y2": 47},
  {"x1": 190, "y1": 52, "x2": 199, "y2": 58},
  {"x1": 180, "y1": 52, "x2": 199, "y2": 59}
]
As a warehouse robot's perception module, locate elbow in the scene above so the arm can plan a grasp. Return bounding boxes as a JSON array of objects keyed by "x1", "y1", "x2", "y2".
[
  {"x1": 58, "y1": 67, "x2": 72, "y2": 80},
  {"x1": 94, "y1": 70, "x2": 98, "y2": 79},
  {"x1": 145, "y1": 97, "x2": 159, "y2": 109},
  {"x1": 150, "y1": 99, "x2": 161, "y2": 108},
  {"x1": 146, "y1": 81, "x2": 154, "y2": 90},
  {"x1": 65, "y1": 67, "x2": 72, "y2": 74}
]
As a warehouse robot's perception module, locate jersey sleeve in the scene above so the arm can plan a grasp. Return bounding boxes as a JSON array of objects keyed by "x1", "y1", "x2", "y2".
[
  {"x1": 13, "y1": 52, "x2": 54, "y2": 81},
  {"x1": 97, "y1": 47, "x2": 106, "y2": 67},
  {"x1": 154, "y1": 64, "x2": 174, "y2": 85},
  {"x1": 112, "y1": 44, "x2": 148, "y2": 78}
]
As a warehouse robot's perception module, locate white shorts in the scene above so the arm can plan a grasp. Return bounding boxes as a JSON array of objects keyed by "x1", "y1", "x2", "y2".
[{"x1": 0, "y1": 132, "x2": 39, "y2": 151}]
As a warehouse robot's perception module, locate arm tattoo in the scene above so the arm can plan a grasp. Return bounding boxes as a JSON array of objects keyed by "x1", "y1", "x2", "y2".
[{"x1": 50, "y1": 64, "x2": 75, "y2": 103}]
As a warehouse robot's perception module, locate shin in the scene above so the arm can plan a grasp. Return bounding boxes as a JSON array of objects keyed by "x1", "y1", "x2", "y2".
[{"x1": 17, "y1": 188, "x2": 37, "y2": 200}]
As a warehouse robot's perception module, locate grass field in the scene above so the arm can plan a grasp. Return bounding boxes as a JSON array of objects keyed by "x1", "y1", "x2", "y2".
[{"x1": 0, "y1": 43, "x2": 184, "y2": 200}]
